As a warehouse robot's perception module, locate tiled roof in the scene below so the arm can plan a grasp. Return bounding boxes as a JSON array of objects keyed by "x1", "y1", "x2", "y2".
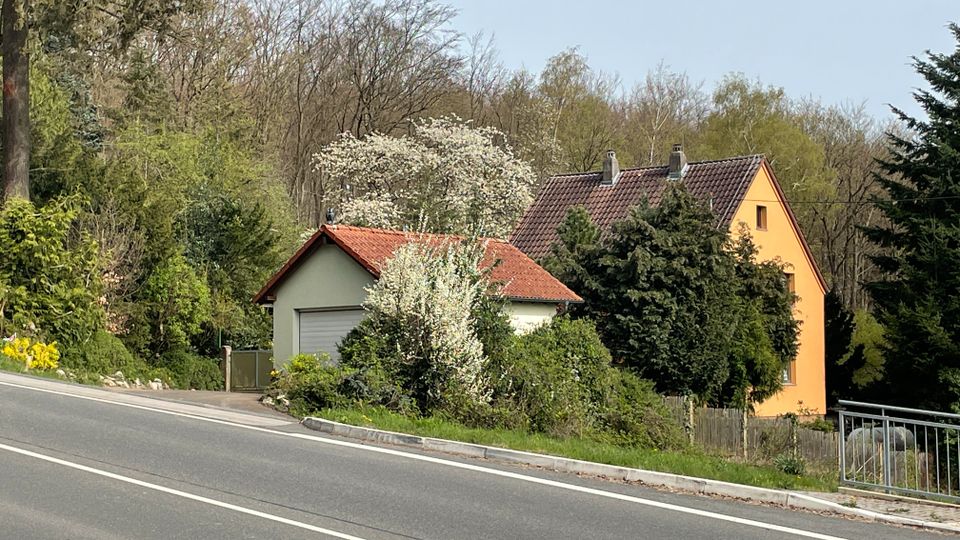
[
  {"x1": 510, "y1": 155, "x2": 764, "y2": 260},
  {"x1": 254, "y1": 225, "x2": 582, "y2": 304}
]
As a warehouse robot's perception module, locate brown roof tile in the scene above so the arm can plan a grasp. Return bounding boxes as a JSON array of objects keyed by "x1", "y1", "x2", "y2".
[
  {"x1": 510, "y1": 155, "x2": 764, "y2": 260},
  {"x1": 254, "y1": 225, "x2": 582, "y2": 305}
]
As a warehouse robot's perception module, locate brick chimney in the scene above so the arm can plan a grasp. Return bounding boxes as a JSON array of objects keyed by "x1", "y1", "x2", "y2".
[
  {"x1": 668, "y1": 143, "x2": 688, "y2": 179},
  {"x1": 601, "y1": 149, "x2": 620, "y2": 185}
]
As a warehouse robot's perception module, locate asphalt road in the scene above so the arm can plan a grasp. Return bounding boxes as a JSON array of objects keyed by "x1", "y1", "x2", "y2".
[{"x1": 0, "y1": 373, "x2": 945, "y2": 539}]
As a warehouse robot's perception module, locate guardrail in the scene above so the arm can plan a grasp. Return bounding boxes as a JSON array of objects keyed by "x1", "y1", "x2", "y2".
[{"x1": 839, "y1": 399, "x2": 960, "y2": 501}]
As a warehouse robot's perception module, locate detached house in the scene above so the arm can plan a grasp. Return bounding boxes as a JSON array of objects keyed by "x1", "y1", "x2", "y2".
[
  {"x1": 254, "y1": 225, "x2": 581, "y2": 364},
  {"x1": 511, "y1": 145, "x2": 826, "y2": 417}
]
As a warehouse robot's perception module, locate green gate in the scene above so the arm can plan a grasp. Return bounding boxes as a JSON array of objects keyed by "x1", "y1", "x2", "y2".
[{"x1": 230, "y1": 349, "x2": 273, "y2": 390}]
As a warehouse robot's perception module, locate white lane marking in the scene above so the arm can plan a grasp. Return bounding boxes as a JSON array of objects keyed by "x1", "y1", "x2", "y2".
[
  {"x1": 0, "y1": 441, "x2": 367, "y2": 540},
  {"x1": 0, "y1": 379, "x2": 845, "y2": 540}
]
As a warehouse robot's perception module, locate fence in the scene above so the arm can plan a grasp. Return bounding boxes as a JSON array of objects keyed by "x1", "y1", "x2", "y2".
[
  {"x1": 839, "y1": 400, "x2": 960, "y2": 501},
  {"x1": 662, "y1": 396, "x2": 838, "y2": 470},
  {"x1": 227, "y1": 349, "x2": 274, "y2": 391}
]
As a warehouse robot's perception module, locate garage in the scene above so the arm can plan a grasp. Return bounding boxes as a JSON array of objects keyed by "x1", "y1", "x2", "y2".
[{"x1": 298, "y1": 309, "x2": 366, "y2": 362}]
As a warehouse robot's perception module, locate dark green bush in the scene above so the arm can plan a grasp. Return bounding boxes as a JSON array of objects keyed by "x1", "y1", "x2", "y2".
[
  {"x1": 159, "y1": 348, "x2": 224, "y2": 390},
  {"x1": 599, "y1": 369, "x2": 686, "y2": 450},
  {"x1": 486, "y1": 317, "x2": 614, "y2": 437},
  {"x1": 61, "y1": 330, "x2": 149, "y2": 377}
]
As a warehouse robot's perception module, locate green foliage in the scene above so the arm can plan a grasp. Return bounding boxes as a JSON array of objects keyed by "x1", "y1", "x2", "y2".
[
  {"x1": 60, "y1": 330, "x2": 144, "y2": 376},
  {"x1": 721, "y1": 232, "x2": 799, "y2": 408},
  {"x1": 272, "y1": 353, "x2": 411, "y2": 416},
  {"x1": 864, "y1": 24, "x2": 960, "y2": 411},
  {"x1": 773, "y1": 453, "x2": 807, "y2": 476},
  {"x1": 158, "y1": 348, "x2": 223, "y2": 390},
  {"x1": 142, "y1": 253, "x2": 211, "y2": 354},
  {"x1": 546, "y1": 190, "x2": 797, "y2": 409},
  {"x1": 540, "y1": 205, "x2": 602, "y2": 319},
  {"x1": 488, "y1": 317, "x2": 613, "y2": 437},
  {"x1": 558, "y1": 186, "x2": 739, "y2": 400},
  {"x1": 486, "y1": 317, "x2": 684, "y2": 449},
  {"x1": 697, "y1": 75, "x2": 835, "y2": 227},
  {"x1": 600, "y1": 369, "x2": 686, "y2": 450},
  {"x1": 0, "y1": 198, "x2": 103, "y2": 346},
  {"x1": 847, "y1": 311, "x2": 885, "y2": 388}
]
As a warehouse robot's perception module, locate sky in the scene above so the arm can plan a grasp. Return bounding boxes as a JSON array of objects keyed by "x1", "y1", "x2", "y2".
[{"x1": 445, "y1": 0, "x2": 958, "y2": 122}]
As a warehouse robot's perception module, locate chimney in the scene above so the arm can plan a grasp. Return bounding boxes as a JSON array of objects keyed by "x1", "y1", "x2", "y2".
[
  {"x1": 668, "y1": 143, "x2": 688, "y2": 179},
  {"x1": 601, "y1": 150, "x2": 620, "y2": 185}
]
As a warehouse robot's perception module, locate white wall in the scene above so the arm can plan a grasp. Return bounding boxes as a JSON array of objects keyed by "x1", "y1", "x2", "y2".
[
  {"x1": 506, "y1": 302, "x2": 558, "y2": 334},
  {"x1": 271, "y1": 245, "x2": 374, "y2": 365}
]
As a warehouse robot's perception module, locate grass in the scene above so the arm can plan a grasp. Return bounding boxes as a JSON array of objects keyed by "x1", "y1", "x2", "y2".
[
  {"x1": 318, "y1": 405, "x2": 838, "y2": 492},
  {"x1": 0, "y1": 355, "x2": 65, "y2": 381}
]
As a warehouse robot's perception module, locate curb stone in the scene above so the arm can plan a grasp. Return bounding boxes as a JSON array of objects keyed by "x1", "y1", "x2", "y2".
[{"x1": 301, "y1": 417, "x2": 960, "y2": 534}]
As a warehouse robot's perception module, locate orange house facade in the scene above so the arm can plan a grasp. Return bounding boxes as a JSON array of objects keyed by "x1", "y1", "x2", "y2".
[{"x1": 511, "y1": 145, "x2": 826, "y2": 417}]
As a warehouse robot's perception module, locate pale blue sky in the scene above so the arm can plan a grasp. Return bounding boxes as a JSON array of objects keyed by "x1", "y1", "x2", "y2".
[{"x1": 446, "y1": 0, "x2": 957, "y2": 121}]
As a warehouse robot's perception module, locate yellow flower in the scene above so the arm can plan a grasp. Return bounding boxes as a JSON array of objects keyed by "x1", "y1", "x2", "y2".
[{"x1": 28, "y1": 341, "x2": 59, "y2": 371}]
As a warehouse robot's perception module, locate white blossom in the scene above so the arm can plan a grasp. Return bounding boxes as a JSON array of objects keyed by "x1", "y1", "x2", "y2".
[
  {"x1": 364, "y1": 239, "x2": 490, "y2": 401},
  {"x1": 313, "y1": 116, "x2": 536, "y2": 238}
]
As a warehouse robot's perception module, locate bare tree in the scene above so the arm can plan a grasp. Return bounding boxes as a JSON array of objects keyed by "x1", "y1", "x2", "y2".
[
  {"x1": 798, "y1": 101, "x2": 888, "y2": 310},
  {"x1": 623, "y1": 62, "x2": 707, "y2": 166}
]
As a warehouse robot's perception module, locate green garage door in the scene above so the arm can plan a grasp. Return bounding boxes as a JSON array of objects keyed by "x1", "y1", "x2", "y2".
[{"x1": 298, "y1": 309, "x2": 366, "y2": 362}]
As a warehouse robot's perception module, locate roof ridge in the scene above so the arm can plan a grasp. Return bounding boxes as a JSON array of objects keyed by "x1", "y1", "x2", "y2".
[{"x1": 547, "y1": 154, "x2": 765, "y2": 178}]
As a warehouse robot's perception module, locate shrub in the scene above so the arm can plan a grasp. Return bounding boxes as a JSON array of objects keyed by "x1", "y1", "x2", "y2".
[
  {"x1": 60, "y1": 330, "x2": 145, "y2": 376},
  {"x1": 487, "y1": 317, "x2": 612, "y2": 437},
  {"x1": 599, "y1": 370, "x2": 686, "y2": 450},
  {"x1": 361, "y1": 240, "x2": 491, "y2": 411},
  {"x1": 774, "y1": 453, "x2": 806, "y2": 476},
  {"x1": 159, "y1": 348, "x2": 223, "y2": 390},
  {"x1": 276, "y1": 353, "x2": 414, "y2": 416},
  {"x1": 0, "y1": 197, "x2": 103, "y2": 347},
  {"x1": 2, "y1": 336, "x2": 60, "y2": 371}
]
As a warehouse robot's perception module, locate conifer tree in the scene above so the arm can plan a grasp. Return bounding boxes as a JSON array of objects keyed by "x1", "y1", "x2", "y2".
[{"x1": 864, "y1": 24, "x2": 960, "y2": 410}]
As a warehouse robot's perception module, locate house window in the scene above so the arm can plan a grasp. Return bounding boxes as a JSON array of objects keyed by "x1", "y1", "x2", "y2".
[
  {"x1": 756, "y1": 205, "x2": 768, "y2": 230},
  {"x1": 782, "y1": 361, "x2": 796, "y2": 385},
  {"x1": 785, "y1": 273, "x2": 795, "y2": 294}
]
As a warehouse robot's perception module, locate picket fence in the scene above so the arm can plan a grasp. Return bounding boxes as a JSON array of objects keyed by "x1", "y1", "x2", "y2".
[{"x1": 662, "y1": 396, "x2": 839, "y2": 471}]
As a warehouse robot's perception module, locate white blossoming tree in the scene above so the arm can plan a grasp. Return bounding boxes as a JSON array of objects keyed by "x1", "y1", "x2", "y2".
[
  {"x1": 362, "y1": 239, "x2": 492, "y2": 406},
  {"x1": 313, "y1": 116, "x2": 536, "y2": 238}
]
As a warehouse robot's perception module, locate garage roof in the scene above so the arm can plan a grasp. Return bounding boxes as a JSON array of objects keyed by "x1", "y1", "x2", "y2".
[{"x1": 254, "y1": 225, "x2": 582, "y2": 305}]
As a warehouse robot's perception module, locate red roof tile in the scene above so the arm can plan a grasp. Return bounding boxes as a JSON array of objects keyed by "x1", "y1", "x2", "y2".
[
  {"x1": 254, "y1": 225, "x2": 582, "y2": 305},
  {"x1": 510, "y1": 155, "x2": 764, "y2": 260}
]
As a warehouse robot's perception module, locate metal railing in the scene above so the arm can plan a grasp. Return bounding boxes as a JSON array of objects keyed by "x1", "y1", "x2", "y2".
[{"x1": 839, "y1": 400, "x2": 960, "y2": 501}]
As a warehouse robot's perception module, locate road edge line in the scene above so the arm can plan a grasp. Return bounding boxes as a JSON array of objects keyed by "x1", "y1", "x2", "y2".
[{"x1": 301, "y1": 416, "x2": 960, "y2": 535}]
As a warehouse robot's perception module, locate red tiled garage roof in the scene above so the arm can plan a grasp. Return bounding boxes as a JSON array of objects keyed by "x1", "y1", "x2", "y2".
[
  {"x1": 254, "y1": 225, "x2": 582, "y2": 305},
  {"x1": 510, "y1": 155, "x2": 764, "y2": 260}
]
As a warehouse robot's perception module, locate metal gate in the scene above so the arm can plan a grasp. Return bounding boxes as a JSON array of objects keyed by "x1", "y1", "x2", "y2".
[
  {"x1": 839, "y1": 399, "x2": 960, "y2": 501},
  {"x1": 230, "y1": 349, "x2": 273, "y2": 390}
]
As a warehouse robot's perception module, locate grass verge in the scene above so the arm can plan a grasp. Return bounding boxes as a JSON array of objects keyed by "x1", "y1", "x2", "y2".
[{"x1": 317, "y1": 405, "x2": 837, "y2": 492}]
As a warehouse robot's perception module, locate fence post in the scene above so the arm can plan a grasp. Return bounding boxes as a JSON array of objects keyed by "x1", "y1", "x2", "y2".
[
  {"x1": 221, "y1": 346, "x2": 232, "y2": 393},
  {"x1": 741, "y1": 407, "x2": 748, "y2": 459},
  {"x1": 882, "y1": 409, "x2": 892, "y2": 491}
]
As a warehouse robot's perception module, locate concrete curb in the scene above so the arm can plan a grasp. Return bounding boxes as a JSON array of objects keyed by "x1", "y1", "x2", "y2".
[{"x1": 301, "y1": 416, "x2": 960, "y2": 534}]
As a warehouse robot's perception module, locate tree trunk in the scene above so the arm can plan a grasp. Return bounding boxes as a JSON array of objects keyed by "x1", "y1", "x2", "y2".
[{"x1": 2, "y1": 0, "x2": 29, "y2": 201}]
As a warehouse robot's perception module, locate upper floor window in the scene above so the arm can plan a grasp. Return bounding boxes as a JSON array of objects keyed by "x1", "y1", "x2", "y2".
[
  {"x1": 785, "y1": 273, "x2": 796, "y2": 294},
  {"x1": 756, "y1": 205, "x2": 768, "y2": 230}
]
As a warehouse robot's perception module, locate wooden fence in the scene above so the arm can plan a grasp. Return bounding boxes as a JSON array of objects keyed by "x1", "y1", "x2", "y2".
[{"x1": 662, "y1": 396, "x2": 838, "y2": 471}]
